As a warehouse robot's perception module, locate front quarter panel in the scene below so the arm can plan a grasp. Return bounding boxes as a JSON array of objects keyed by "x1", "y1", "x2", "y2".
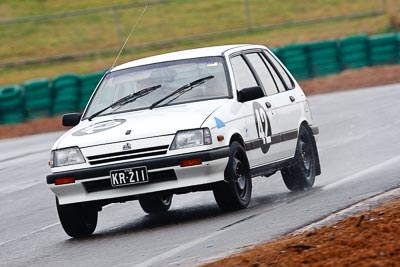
[{"x1": 202, "y1": 100, "x2": 251, "y2": 149}]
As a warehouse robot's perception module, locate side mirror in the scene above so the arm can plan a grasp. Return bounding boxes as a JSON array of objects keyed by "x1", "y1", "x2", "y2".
[
  {"x1": 237, "y1": 86, "x2": 264, "y2": 103},
  {"x1": 62, "y1": 113, "x2": 82, "y2": 127}
]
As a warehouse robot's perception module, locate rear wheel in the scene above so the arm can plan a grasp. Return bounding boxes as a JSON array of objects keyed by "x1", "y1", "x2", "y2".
[
  {"x1": 281, "y1": 125, "x2": 316, "y2": 191},
  {"x1": 56, "y1": 198, "x2": 98, "y2": 238},
  {"x1": 213, "y1": 141, "x2": 252, "y2": 211},
  {"x1": 139, "y1": 194, "x2": 173, "y2": 214}
]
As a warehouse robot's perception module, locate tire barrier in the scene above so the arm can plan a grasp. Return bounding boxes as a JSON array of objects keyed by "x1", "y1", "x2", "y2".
[
  {"x1": 0, "y1": 85, "x2": 25, "y2": 124},
  {"x1": 276, "y1": 32, "x2": 399, "y2": 81},
  {"x1": 339, "y1": 34, "x2": 369, "y2": 70},
  {"x1": 276, "y1": 43, "x2": 310, "y2": 81},
  {"x1": 397, "y1": 34, "x2": 400, "y2": 64},
  {"x1": 369, "y1": 33, "x2": 398, "y2": 66},
  {"x1": 1, "y1": 32, "x2": 400, "y2": 124},
  {"x1": 79, "y1": 71, "x2": 105, "y2": 111},
  {"x1": 307, "y1": 39, "x2": 340, "y2": 78},
  {"x1": 52, "y1": 73, "x2": 81, "y2": 115},
  {"x1": 23, "y1": 78, "x2": 52, "y2": 119}
]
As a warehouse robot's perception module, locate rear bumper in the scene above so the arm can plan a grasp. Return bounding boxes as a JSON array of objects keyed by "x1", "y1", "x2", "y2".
[{"x1": 47, "y1": 146, "x2": 230, "y2": 205}]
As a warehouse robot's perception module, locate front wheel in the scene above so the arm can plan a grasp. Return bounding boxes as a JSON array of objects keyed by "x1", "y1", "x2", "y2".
[
  {"x1": 213, "y1": 141, "x2": 252, "y2": 211},
  {"x1": 56, "y1": 198, "x2": 98, "y2": 238},
  {"x1": 139, "y1": 194, "x2": 173, "y2": 214},
  {"x1": 281, "y1": 125, "x2": 317, "y2": 191}
]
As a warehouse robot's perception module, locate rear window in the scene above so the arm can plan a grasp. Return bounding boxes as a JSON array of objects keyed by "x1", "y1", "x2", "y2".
[
  {"x1": 264, "y1": 50, "x2": 295, "y2": 90},
  {"x1": 259, "y1": 53, "x2": 286, "y2": 93},
  {"x1": 245, "y1": 53, "x2": 279, "y2": 96}
]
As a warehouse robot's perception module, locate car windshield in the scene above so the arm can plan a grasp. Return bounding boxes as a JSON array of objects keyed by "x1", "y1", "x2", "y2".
[{"x1": 83, "y1": 56, "x2": 230, "y2": 119}]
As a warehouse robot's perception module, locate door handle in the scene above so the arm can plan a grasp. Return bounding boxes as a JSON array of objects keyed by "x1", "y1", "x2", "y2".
[
  {"x1": 265, "y1": 102, "x2": 272, "y2": 108},
  {"x1": 289, "y1": 96, "x2": 295, "y2": 102}
]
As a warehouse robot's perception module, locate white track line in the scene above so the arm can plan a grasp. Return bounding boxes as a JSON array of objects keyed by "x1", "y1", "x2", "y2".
[
  {"x1": 0, "y1": 203, "x2": 119, "y2": 247},
  {"x1": 0, "y1": 222, "x2": 60, "y2": 247},
  {"x1": 133, "y1": 231, "x2": 222, "y2": 267},
  {"x1": 323, "y1": 154, "x2": 400, "y2": 190}
]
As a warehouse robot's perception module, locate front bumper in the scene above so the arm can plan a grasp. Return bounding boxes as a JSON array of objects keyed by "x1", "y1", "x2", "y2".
[{"x1": 47, "y1": 146, "x2": 230, "y2": 205}]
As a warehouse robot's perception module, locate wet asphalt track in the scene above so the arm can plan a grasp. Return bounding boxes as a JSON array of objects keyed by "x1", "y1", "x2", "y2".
[{"x1": 1, "y1": 84, "x2": 400, "y2": 267}]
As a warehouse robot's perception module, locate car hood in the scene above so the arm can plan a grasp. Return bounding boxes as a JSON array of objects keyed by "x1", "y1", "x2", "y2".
[{"x1": 54, "y1": 99, "x2": 227, "y2": 149}]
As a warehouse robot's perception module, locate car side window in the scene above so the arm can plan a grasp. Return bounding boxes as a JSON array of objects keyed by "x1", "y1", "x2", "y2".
[
  {"x1": 259, "y1": 53, "x2": 286, "y2": 93},
  {"x1": 230, "y1": 55, "x2": 258, "y2": 91},
  {"x1": 246, "y1": 53, "x2": 279, "y2": 96},
  {"x1": 264, "y1": 50, "x2": 295, "y2": 90}
]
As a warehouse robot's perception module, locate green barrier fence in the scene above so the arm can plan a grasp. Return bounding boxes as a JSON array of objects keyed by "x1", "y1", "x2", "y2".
[{"x1": 1, "y1": 32, "x2": 400, "y2": 125}]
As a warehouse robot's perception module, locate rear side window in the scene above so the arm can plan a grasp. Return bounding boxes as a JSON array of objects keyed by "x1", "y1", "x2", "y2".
[
  {"x1": 264, "y1": 50, "x2": 295, "y2": 89},
  {"x1": 259, "y1": 53, "x2": 286, "y2": 93},
  {"x1": 230, "y1": 56, "x2": 258, "y2": 91},
  {"x1": 246, "y1": 53, "x2": 279, "y2": 96}
]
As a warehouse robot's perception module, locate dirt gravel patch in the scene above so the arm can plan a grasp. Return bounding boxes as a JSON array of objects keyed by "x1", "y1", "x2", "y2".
[
  {"x1": 203, "y1": 197, "x2": 400, "y2": 267},
  {"x1": 300, "y1": 65, "x2": 400, "y2": 95},
  {"x1": 1, "y1": 64, "x2": 400, "y2": 140},
  {"x1": 0, "y1": 116, "x2": 64, "y2": 139}
]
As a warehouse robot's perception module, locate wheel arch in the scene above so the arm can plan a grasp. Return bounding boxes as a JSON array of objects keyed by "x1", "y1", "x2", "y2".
[
  {"x1": 227, "y1": 133, "x2": 250, "y2": 173},
  {"x1": 299, "y1": 120, "x2": 321, "y2": 176},
  {"x1": 229, "y1": 133, "x2": 245, "y2": 148}
]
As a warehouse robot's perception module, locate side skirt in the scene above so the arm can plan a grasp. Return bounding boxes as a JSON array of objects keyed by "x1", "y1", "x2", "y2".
[{"x1": 250, "y1": 158, "x2": 291, "y2": 178}]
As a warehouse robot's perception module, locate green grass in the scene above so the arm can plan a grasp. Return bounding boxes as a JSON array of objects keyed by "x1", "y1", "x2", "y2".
[{"x1": 0, "y1": 0, "x2": 393, "y2": 86}]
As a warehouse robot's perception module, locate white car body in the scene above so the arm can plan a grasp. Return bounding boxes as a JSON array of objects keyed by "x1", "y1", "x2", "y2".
[{"x1": 47, "y1": 44, "x2": 320, "y2": 207}]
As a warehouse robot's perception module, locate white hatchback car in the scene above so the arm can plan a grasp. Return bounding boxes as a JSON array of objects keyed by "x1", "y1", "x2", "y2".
[{"x1": 47, "y1": 44, "x2": 321, "y2": 237}]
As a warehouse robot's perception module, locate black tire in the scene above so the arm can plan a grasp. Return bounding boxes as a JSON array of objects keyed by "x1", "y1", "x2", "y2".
[
  {"x1": 56, "y1": 197, "x2": 98, "y2": 238},
  {"x1": 139, "y1": 194, "x2": 172, "y2": 214},
  {"x1": 281, "y1": 125, "x2": 317, "y2": 191},
  {"x1": 213, "y1": 141, "x2": 252, "y2": 211}
]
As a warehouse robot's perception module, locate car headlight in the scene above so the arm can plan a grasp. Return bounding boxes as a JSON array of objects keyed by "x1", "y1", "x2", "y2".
[
  {"x1": 50, "y1": 147, "x2": 86, "y2": 167},
  {"x1": 170, "y1": 128, "x2": 212, "y2": 150}
]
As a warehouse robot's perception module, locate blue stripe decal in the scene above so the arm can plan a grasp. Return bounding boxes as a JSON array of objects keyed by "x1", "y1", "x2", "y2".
[{"x1": 214, "y1": 117, "x2": 226, "y2": 129}]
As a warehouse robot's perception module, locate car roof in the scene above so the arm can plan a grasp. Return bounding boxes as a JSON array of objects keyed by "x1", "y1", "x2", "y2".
[{"x1": 111, "y1": 44, "x2": 265, "y2": 72}]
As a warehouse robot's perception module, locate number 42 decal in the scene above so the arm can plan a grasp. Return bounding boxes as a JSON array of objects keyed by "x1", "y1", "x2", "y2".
[{"x1": 253, "y1": 102, "x2": 272, "y2": 154}]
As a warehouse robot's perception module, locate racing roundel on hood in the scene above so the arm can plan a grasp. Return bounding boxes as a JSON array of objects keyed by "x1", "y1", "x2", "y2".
[{"x1": 72, "y1": 119, "x2": 126, "y2": 136}]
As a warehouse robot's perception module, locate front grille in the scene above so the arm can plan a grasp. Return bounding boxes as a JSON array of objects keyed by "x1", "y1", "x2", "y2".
[
  {"x1": 82, "y1": 169, "x2": 177, "y2": 193},
  {"x1": 87, "y1": 145, "x2": 169, "y2": 165}
]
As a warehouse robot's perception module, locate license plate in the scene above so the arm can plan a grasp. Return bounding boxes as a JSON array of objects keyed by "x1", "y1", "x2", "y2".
[{"x1": 110, "y1": 166, "x2": 148, "y2": 187}]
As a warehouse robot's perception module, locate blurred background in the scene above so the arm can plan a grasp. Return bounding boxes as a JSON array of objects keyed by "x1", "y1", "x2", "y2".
[{"x1": 0, "y1": 0, "x2": 399, "y2": 125}]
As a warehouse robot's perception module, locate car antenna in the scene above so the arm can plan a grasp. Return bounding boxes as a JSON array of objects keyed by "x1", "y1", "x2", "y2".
[{"x1": 111, "y1": 0, "x2": 150, "y2": 70}]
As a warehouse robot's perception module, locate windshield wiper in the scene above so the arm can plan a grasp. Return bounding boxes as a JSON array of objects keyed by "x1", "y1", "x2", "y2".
[
  {"x1": 149, "y1": 75, "x2": 214, "y2": 110},
  {"x1": 88, "y1": 84, "x2": 161, "y2": 121}
]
